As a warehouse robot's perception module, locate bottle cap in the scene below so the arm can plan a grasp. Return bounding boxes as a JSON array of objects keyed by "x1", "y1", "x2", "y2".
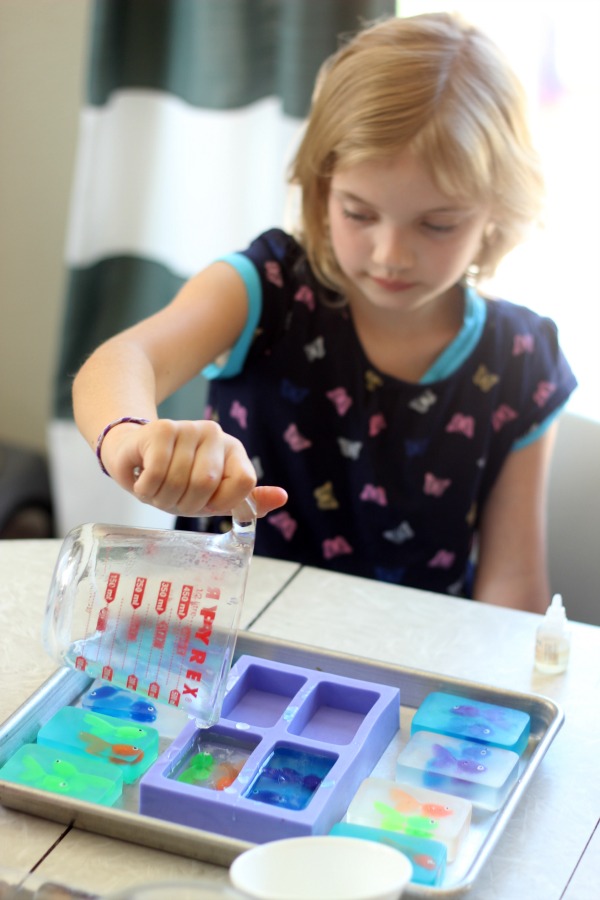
[{"x1": 546, "y1": 593, "x2": 567, "y2": 622}]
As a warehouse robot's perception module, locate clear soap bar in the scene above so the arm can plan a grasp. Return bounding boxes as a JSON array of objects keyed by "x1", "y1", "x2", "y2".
[
  {"x1": 411, "y1": 692, "x2": 531, "y2": 755},
  {"x1": 344, "y1": 776, "x2": 471, "y2": 862},
  {"x1": 396, "y1": 730, "x2": 520, "y2": 811},
  {"x1": 0, "y1": 743, "x2": 123, "y2": 805},
  {"x1": 37, "y1": 706, "x2": 159, "y2": 783},
  {"x1": 330, "y1": 821, "x2": 447, "y2": 886}
]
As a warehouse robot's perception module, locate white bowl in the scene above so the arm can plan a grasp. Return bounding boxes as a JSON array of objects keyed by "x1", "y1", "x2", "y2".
[
  {"x1": 229, "y1": 835, "x2": 413, "y2": 900},
  {"x1": 104, "y1": 880, "x2": 243, "y2": 899}
]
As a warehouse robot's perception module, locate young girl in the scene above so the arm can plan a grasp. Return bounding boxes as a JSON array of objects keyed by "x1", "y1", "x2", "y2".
[{"x1": 73, "y1": 12, "x2": 576, "y2": 613}]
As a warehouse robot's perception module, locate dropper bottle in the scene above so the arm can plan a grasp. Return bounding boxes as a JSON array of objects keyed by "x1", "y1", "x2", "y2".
[{"x1": 534, "y1": 593, "x2": 571, "y2": 674}]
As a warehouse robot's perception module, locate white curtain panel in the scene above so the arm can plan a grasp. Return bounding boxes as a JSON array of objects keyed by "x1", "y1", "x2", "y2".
[{"x1": 49, "y1": 0, "x2": 395, "y2": 535}]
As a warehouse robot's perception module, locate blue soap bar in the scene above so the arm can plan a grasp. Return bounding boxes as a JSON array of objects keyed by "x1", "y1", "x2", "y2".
[
  {"x1": 411, "y1": 692, "x2": 530, "y2": 755},
  {"x1": 397, "y1": 730, "x2": 520, "y2": 811},
  {"x1": 330, "y1": 822, "x2": 446, "y2": 886},
  {"x1": 81, "y1": 685, "x2": 157, "y2": 722},
  {"x1": 37, "y1": 706, "x2": 159, "y2": 783},
  {"x1": 0, "y1": 743, "x2": 123, "y2": 806}
]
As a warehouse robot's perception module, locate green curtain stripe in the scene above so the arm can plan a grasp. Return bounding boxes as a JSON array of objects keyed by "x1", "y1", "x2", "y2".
[
  {"x1": 88, "y1": 0, "x2": 395, "y2": 118},
  {"x1": 53, "y1": 256, "x2": 206, "y2": 420}
]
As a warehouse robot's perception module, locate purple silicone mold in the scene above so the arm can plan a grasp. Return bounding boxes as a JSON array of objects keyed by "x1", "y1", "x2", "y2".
[{"x1": 139, "y1": 654, "x2": 400, "y2": 842}]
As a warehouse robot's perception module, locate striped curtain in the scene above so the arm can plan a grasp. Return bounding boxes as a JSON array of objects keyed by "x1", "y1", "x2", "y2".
[{"x1": 48, "y1": 0, "x2": 395, "y2": 536}]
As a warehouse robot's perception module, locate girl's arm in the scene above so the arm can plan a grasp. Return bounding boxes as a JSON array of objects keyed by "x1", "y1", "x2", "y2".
[
  {"x1": 72, "y1": 261, "x2": 288, "y2": 518},
  {"x1": 472, "y1": 422, "x2": 559, "y2": 613}
]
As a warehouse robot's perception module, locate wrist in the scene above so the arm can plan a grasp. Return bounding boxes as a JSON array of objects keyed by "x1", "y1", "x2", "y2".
[{"x1": 96, "y1": 417, "x2": 150, "y2": 476}]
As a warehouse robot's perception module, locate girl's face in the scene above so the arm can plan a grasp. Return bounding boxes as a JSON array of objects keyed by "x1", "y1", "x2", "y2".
[{"x1": 327, "y1": 150, "x2": 492, "y2": 317}]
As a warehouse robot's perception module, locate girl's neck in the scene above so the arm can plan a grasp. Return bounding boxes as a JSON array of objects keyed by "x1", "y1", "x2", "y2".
[{"x1": 348, "y1": 283, "x2": 465, "y2": 383}]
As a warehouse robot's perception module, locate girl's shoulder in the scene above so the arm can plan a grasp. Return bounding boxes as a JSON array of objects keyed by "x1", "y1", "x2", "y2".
[
  {"x1": 479, "y1": 293, "x2": 565, "y2": 357},
  {"x1": 482, "y1": 293, "x2": 558, "y2": 333},
  {"x1": 244, "y1": 228, "x2": 305, "y2": 268},
  {"x1": 242, "y1": 228, "x2": 339, "y2": 305}
]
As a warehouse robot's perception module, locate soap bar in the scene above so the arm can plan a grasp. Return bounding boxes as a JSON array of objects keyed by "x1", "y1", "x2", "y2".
[
  {"x1": 411, "y1": 692, "x2": 530, "y2": 755},
  {"x1": 345, "y1": 776, "x2": 470, "y2": 862},
  {"x1": 37, "y1": 706, "x2": 159, "y2": 783},
  {"x1": 396, "y1": 730, "x2": 520, "y2": 811},
  {"x1": 81, "y1": 684, "x2": 157, "y2": 723},
  {"x1": 330, "y1": 821, "x2": 446, "y2": 886},
  {"x1": 0, "y1": 743, "x2": 123, "y2": 805}
]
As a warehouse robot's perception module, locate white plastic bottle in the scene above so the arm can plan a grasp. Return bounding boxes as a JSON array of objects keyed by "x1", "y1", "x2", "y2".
[{"x1": 534, "y1": 594, "x2": 571, "y2": 674}]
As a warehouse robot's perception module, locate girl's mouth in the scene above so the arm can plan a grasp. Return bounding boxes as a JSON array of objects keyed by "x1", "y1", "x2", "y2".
[{"x1": 370, "y1": 275, "x2": 416, "y2": 292}]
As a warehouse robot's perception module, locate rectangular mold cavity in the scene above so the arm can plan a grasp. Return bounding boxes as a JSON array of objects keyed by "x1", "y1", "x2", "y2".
[
  {"x1": 139, "y1": 655, "x2": 400, "y2": 843},
  {"x1": 169, "y1": 730, "x2": 258, "y2": 792},
  {"x1": 287, "y1": 681, "x2": 380, "y2": 745},
  {"x1": 244, "y1": 743, "x2": 337, "y2": 810},
  {"x1": 221, "y1": 663, "x2": 307, "y2": 727}
]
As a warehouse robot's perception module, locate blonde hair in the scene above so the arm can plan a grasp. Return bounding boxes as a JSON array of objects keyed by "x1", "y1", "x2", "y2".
[{"x1": 290, "y1": 12, "x2": 545, "y2": 289}]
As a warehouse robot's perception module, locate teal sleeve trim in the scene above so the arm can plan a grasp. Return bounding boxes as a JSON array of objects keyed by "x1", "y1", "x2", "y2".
[
  {"x1": 202, "y1": 254, "x2": 262, "y2": 380},
  {"x1": 513, "y1": 402, "x2": 568, "y2": 451},
  {"x1": 420, "y1": 286, "x2": 487, "y2": 384}
]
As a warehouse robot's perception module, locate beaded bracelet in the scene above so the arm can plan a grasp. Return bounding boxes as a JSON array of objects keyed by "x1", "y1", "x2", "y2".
[{"x1": 96, "y1": 417, "x2": 150, "y2": 476}]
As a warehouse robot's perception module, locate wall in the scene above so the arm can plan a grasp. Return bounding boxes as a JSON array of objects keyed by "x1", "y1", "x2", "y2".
[{"x1": 0, "y1": 0, "x2": 91, "y2": 453}]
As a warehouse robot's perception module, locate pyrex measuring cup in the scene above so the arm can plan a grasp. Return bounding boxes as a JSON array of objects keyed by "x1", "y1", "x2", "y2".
[{"x1": 43, "y1": 500, "x2": 255, "y2": 727}]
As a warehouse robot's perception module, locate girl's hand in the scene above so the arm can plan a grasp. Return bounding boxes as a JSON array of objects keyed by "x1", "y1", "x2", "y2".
[{"x1": 98, "y1": 418, "x2": 288, "y2": 518}]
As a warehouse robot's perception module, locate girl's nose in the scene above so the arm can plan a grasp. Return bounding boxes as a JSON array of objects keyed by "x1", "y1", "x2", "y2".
[{"x1": 372, "y1": 227, "x2": 415, "y2": 272}]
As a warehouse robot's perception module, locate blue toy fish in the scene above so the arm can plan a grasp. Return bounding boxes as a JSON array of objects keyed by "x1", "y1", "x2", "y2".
[
  {"x1": 82, "y1": 685, "x2": 157, "y2": 722},
  {"x1": 429, "y1": 743, "x2": 488, "y2": 775}
]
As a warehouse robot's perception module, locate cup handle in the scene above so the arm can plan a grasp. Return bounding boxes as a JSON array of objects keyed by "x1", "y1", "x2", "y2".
[{"x1": 231, "y1": 494, "x2": 257, "y2": 540}]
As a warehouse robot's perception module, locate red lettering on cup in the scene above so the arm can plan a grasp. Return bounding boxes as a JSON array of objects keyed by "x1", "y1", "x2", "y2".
[
  {"x1": 177, "y1": 584, "x2": 193, "y2": 620},
  {"x1": 127, "y1": 615, "x2": 141, "y2": 642},
  {"x1": 152, "y1": 620, "x2": 168, "y2": 649},
  {"x1": 155, "y1": 580, "x2": 172, "y2": 614},
  {"x1": 131, "y1": 576, "x2": 147, "y2": 609},
  {"x1": 105, "y1": 572, "x2": 120, "y2": 603},
  {"x1": 96, "y1": 607, "x2": 109, "y2": 632},
  {"x1": 175, "y1": 625, "x2": 191, "y2": 656}
]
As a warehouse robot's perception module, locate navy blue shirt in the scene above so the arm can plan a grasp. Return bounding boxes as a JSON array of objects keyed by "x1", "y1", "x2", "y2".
[{"x1": 183, "y1": 229, "x2": 577, "y2": 596}]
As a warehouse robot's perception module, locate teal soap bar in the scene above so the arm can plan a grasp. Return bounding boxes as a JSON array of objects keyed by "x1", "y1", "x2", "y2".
[
  {"x1": 330, "y1": 821, "x2": 446, "y2": 887},
  {"x1": 344, "y1": 776, "x2": 470, "y2": 862},
  {"x1": 411, "y1": 692, "x2": 530, "y2": 755},
  {"x1": 37, "y1": 706, "x2": 159, "y2": 783},
  {"x1": 0, "y1": 743, "x2": 123, "y2": 805},
  {"x1": 397, "y1": 730, "x2": 520, "y2": 811}
]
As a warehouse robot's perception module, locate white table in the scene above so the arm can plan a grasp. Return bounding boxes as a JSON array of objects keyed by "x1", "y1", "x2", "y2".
[{"x1": 1, "y1": 540, "x2": 598, "y2": 899}]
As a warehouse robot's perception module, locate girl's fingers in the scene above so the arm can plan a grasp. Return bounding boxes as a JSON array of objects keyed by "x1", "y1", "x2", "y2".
[
  {"x1": 118, "y1": 419, "x2": 287, "y2": 519},
  {"x1": 251, "y1": 485, "x2": 289, "y2": 517},
  {"x1": 131, "y1": 421, "x2": 255, "y2": 516}
]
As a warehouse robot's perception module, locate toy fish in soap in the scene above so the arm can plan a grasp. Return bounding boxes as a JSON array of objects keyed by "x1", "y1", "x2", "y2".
[
  {"x1": 20, "y1": 753, "x2": 117, "y2": 800},
  {"x1": 451, "y1": 703, "x2": 510, "y2": 734},
  {"x1": 178, "y1": 752, "x2": 215, "y2": 784},
  {"x1": 390, "y1": 787, "x2": 454, "y2": 819},
  {"x1": 82, "y1": 685, "x2": 157, "y2": 722},
  {"x1": 429, "y1": 743, "x2": 487, "y2": 775},
  {"x1": 79, "y1": 730, "x2": 144, "y2": 765},
  {"x1": 374, "y1": 801, "x2": 439, "y2": 839},
  {"x1": 262, "y1": 765, "x2": 322, "y2": 791}
]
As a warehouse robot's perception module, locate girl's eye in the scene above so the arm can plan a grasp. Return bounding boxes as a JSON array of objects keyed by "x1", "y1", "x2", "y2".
[
  {"x1": 342, "y1": 208, "x2": 376, "y2": 224},
  {"x1": 423, "y1": 221, "x2": 457, "y2": 234}
]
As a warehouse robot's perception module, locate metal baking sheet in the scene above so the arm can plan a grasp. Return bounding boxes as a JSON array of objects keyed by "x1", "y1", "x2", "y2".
[{"x1": 0, "y1": 632, "x2": 563, "y2": 897}]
